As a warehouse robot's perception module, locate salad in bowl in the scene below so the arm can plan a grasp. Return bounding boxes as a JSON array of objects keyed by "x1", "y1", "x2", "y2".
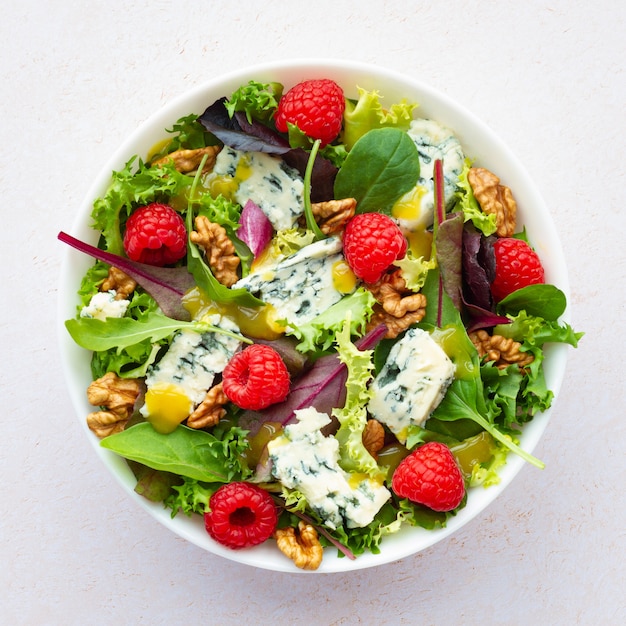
[{"x1": 58, "y1": 60, "x2": 581, "y2": 573}]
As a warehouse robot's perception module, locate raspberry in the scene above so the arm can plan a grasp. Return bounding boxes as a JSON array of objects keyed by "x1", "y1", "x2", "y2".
[
  {"x1": 222, "y1": 344, "x2": 290, "y2": 410},
  {"x1": 274, "y1": 78, "x2": 345, "y2": 146},
  {"x1": 391, "y1": 442, "x2": 465, "y2": 512},
  {"x1": 204, "y1": 482, "x2": 278, "y2": 549},
  {"x1": 490, "y1": 237, "x2": 545, "y2": 302},
  {"x1": 342, "y1": 213, "x2": 408, "y2": 283},
  {"x1": 123, "y1": 202, "x2": 187, "y2": 266}
]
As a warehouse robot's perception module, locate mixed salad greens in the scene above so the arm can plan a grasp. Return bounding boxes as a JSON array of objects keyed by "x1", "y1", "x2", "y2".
[{"x1": 61, "y1": 77, "x2": 581, "y2": 569}]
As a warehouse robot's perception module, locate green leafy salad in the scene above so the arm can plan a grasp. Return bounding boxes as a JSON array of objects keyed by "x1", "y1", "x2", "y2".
[{"x1": 60, "y1": 77, "x2": 582, "y2": 570}]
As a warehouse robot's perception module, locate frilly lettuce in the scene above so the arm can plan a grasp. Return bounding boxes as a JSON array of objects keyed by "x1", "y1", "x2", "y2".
[
  {"x1": 342, "y1": 86, "x2": 417, "y2": 150},
  {"x1": 332, "y1": 319, "x2": 385, "y2": 480},
  {"x1": 454, "y1": 158, "x2": 497, "y2": 236},
  {"x1": 288, "y1": 287, "x2": 376, "y2": 354},
  {"x1": 393, "y1": 252, "x2": 437, "y2": 291}
]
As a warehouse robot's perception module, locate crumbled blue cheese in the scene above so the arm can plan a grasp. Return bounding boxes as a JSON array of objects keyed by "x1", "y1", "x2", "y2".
[
  {"x1": 141, "y1": 314, "x2": 241, "y2": 410},
  {"x1": 395, "y1": 119, "x2": 465, "y2": 231},
  {"x1": 368, "y1": 328, "x2": 455, "y2": 443},
  {"x1": 233, "y1": 237, "x2": 352, "y2": 327},
  {"x1": 80, "y1": 290, "x2": 129, "y2": 321},
  {"x1": 268, "y1": 407, "x2": 391, "y2": 530},
  {"x1": 212, "y1": 146, "x2": 304, "y2": 231}
]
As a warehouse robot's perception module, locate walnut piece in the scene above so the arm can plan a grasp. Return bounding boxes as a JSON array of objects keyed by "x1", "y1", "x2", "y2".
[
  {"x1": 186, "y1": 383, "x2": 228, "y2": 429},
  {"x1": 309, "y1": 198, "x2": 356, "y2": 235},
  {"x1": 274, "y1": 521, "x2": 323, "y2": 570},
  {"x1": 100, "y1": 266, "x2": 137, "y2": 300},
  {"x1": 467, "y1": 167, "x2": 517, "y2": 237},
  {"x1": 190, "y1": 215, "x2": 240, "y2": 286},
  {"x1": 366, "y1": 269, "x2": 427, "y2": 338},
  {"x1": 362, "y1": 419, "x2": 385, "y2": 460},
  {"x1": 469, "y1": 329, "x2": 534, "y2": 369},
  {"x1": 152, "y1": 145, "x2": 221, "y2": 174},
  {"x1": 86, "y1": 372, "x2": 141, "y2": 438}
]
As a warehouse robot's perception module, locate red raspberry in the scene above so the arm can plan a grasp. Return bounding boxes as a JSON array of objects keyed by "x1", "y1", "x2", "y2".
[
  {"x1": 204, "y1": 482, "x2": 278, "y2": 549},
  {"x1": 391, "y1": 442, "x2": 465, "y2": 512},
  {"x1": 274, "y1": 78, "x2": 345, "y2": 146},
  {"x1": 490, "y1": 237, "x2": 545, "y2": 302},
  {"x1": 123, "y1": 202, "x2": 187, "y2": 266},
  {"x1": 222, "y1": 344, "x2": 290, "y2": 410},
  {"x1": 342, "y1": 212, "x2": 408, "y2": 283}
]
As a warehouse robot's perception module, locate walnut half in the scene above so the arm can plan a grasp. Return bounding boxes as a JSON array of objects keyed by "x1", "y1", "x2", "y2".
[
  {"x1": 366, "y1": 269, "x2": 427, "y2": 338},
  {"x1": 86, "y1": 372, "x2": 140, "y2": 438},
  {"x1": 186, "y1": 383, "x2": 228, "y2": 429},
  {"x1": 309, "y1": 197, "x2": 356, "y2": 235},
  {"x1": 468, "y1": 167, "x2": 517, "y2": 237},
  {"x1": 152, "y1": 145, "x2": 221, "y2": 174},
  {"x1": 469, "y1": 329, "x2": 534, "y2": 369},
  {"x1": 274, "y1": 521, "x2": 323, "y2": 570},
  {"x1": 190, "y1": 215, "x2": 240, "y2": 287}
]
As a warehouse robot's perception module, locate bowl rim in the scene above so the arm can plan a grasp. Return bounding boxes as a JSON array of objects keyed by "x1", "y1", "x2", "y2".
[{"x1": 58, "y1": 57, "x2": 571, "y2": 573}]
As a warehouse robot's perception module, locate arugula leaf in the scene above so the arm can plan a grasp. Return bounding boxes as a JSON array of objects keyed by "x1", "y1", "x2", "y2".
[
  {"x1": 101, "y1": 423, "x2": 251, "y2": 483},
  {"x1": 65, "y1": 310, "x2": 237, "y2": 352},
  {"x1": 334, "y1": 127, "x2": 420, "y2": 214}
]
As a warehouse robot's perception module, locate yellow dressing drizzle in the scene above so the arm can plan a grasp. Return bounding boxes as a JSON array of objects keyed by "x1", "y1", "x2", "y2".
[
  {"x1": 391, "y1": 185, "x2": 428, "y2": 221},
  {"x1": 143, "y1": 383, "x2": 193, "y2": 434},
  {"x1": 430, "y1": 325, "x2": 476, "y2": 380},
  {"x1": 183, "y1": 287, "x2": 285, "y2": 341},
  {"x1": 332, "y1": 260, "x2": 358, "y2": 294}
]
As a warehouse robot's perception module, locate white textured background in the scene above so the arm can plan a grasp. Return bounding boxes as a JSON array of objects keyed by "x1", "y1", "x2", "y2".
[{"x1": 2, "y1": 1, "x2": 625, "y2": 624}]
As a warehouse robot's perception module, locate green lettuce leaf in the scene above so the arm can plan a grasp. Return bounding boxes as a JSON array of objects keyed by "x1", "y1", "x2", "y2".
[
  {"x1": 288, "y1": 287, "x2": 376, "y2": 354},
  {"x1": 101, "y1": 423, "x2": 251, "y2": 483},
  {"x1": 332, "y1": 319, "x2": 385, "y2": 479},
  {"x1": 91, "y1": 158, "x2": 191, "y2": 255},
  {"x1": 342, "y1": 87, "x2": 417, "y2": 150},
  {"x1": 334, "y1": 127, "x2": 420, "y2": 215},
  {"x1": 65, "y1": 310, "x2": 237, "y2": 352},
  {"x1": 454, "y1": 158, "x2": 497, "y2": 236},
  {"x1": 224, "y1": 80, "x2": 283, "y2": 124}
]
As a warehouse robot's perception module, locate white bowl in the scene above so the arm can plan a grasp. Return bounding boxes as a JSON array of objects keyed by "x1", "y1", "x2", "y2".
[{"x1": 58, "y1": 59, "x2": 571, "y2": 573}]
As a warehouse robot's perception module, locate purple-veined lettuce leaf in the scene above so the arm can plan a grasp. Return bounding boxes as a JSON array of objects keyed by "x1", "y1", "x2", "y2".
[
  {"x1": 238, "y1": 200, "x2": 274, "y2": 259},
  {"x1": 238, "y1": 324, "x2": 387, "y2": 436},
  {"x1": 462, "y1": 224, "x2": 497, "y2": 312},
  {"x1": 436, "y1": 212, "x2": 464, "y2": 311},
  {"x1": 198, "y1": 97, "x2": 338, "y2": 202},
  {"x1": 59, "y1": 231, "x2": 195, "y2": 321}
]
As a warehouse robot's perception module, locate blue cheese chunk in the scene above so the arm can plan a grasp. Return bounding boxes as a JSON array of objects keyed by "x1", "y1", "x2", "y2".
[
  {"x1": 268, "y1": 407, "x2": 391, "y2": 530},
  {"x1": 233, "y1": 237, "x2": 350, "y2": 327},
  {"x1": 368, "y1": 328, "x2": 455, "y2": 443},
  {"x1": 141, "y1": 314, "x2": 241, "y2": 410},
  {"x1": 395, "y1": 119, "x2": 465, "y2": 231},
  {"x1": 80, "y1": 290, "x2": 129, "y2": 320},
  {"x1": 212, "y1": 146, "x2": 304, "y2": 231}
]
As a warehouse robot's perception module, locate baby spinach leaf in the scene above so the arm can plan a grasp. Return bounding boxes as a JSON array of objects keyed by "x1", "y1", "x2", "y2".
[
  {"x1": 497, "y1": 284, "x2": 567, "y2": 321},
  {"x1": 334, "y1": 127, "x2": 420, "y2": 214},
  {"x1": 101, "y1": 423, "x2": 250, "y2": 483}
]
